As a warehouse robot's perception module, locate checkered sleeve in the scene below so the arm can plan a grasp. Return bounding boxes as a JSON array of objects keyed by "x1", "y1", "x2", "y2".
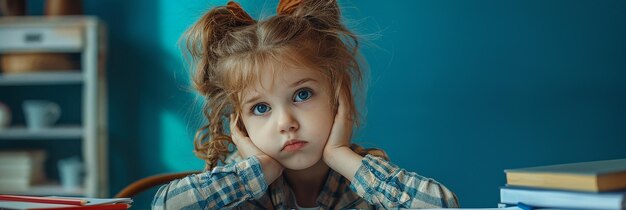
[
  {"x1": 349, "y1": 154, "x2": 459, "y2": 208},
  {"x1": 152, "y1": 156, "x2": 268, "y2": 209}
]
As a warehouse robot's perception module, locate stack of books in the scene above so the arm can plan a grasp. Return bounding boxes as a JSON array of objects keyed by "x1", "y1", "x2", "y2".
[
  {"x1": 0, "y1": 195, "x2": 132, "y2": 209},
  {"x1": 501, "y1": 158, "x2": 626, "y2": 210},
  {"x1": 0, "y1": 150, "x2": 47, "y2": 191}
]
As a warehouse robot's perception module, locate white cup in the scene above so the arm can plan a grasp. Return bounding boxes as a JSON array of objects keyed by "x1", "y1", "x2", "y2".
[
  {"x1": 58, "y1": 157, "x2": 84, "y2": 190},
  {"x1": 22, "y1": 100, "x2": 61, "y2": 130}
]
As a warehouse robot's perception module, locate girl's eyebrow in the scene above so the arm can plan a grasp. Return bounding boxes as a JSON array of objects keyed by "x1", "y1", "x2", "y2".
[
  {"x1": 290, "y1": 78, "x2": 317, "y2": 88},
  {"x1": 242, "y1": 78, "x2": 318, "y2": 107},
  {"x1": 243, "y1": 95, "x2": 261, "y2": 108}
]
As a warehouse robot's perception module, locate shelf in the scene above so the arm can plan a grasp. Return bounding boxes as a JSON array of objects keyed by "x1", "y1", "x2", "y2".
[
  {"x1": 0, "y1": 125, "x2": 83, "y2": 140},
  {"x1": 0, "y1": 48, "x2": 82, "y2": 53},
  {"x1": 0, "y1": 72, "x2": 83, "y2": 86},
  {"x1": 0, "y1": 16, "x2": 108, "y2": 197},
  {"x1": 0, "y1": 183, "x2": 85, "y2": 197}
]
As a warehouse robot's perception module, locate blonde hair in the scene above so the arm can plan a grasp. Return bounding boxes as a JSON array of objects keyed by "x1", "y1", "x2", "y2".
[{"x1": 183, "y1": 0, "x2": 363, "y2": 170}]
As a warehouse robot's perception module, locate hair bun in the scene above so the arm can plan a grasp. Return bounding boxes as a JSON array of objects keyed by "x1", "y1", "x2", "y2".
[
  {"x1": 277, "y1": 0, "x2": 303, "y2": 15},
  {"x1": 226, "y1": 1, "x2": 256, "y2": 25}
]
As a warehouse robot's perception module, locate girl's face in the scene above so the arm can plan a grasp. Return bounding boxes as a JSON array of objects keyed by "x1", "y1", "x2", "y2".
[{"x1": 239, "y1": 66, "x2": 334, "y2": 170}]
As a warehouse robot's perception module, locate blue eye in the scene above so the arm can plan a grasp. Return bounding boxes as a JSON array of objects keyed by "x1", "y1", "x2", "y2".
[
  {"x1": 252, "y1": 103, "x2": 271, "y2": 116},
  {"x1": 294, "y1": 88, "x2": 313, "y2": 102}
]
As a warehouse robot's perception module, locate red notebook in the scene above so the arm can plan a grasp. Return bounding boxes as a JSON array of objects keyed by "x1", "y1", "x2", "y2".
[{"x1": 0, "y1": 195, "x2": 132, "y2": 210}]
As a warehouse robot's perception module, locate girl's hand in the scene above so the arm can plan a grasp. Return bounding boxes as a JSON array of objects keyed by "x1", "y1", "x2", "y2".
[
  {"x1": 230, "y1": 114, "x2": 284, "y2": 183},
  {"x1": 322, "y1": 91, "x2": 364, "y2": 181},
  {"x1": 323, "y1": 90, "x2": 354, "y2": 163},
  {"x1": 230, "y1": 113, "x2": 264, "y2": 158}
]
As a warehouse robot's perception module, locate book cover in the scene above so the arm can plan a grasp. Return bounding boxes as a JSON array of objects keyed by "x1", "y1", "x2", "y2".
[
  {"x1": 504, "y1": 158, "x2": 626, "y2": 192},
  {"x1": 0, "y1": 195, "x2": 132, "y2": 210},
  {"x1": 500, "y1": 186, "x2": 625, "y2": 210},
  {"x1": 0, "y1": 202, "x2": 129, "y2": 210}
]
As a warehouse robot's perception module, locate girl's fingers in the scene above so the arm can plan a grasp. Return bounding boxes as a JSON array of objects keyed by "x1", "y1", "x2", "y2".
[
  {"x1": 229, "y1": 113, "x2": 261, "y2": 158},
  {"x1": 229, "y1": 114, "x2": 237, "y2": 139},
  {"x1": 230, "y1": 113, "x2": 245, "y2": 144},
  {"x1": 334, "y1": 88, "x2": 353, "y2": 127},
  {"x1": 327, "y1": 88, "x2": 353, "y2": 147},
  {"x1": 338, "y1": 90, "x2": 349, "y2": 120}
]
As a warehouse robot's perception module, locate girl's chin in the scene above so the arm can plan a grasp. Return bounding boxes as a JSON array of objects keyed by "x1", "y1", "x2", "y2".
[{"x1": 279, "y1": 154, "x2": 323, "y2": 170}]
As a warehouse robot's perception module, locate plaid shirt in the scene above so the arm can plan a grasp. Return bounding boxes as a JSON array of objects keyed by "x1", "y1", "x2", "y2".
[{"x1": 152, "y1": 146, "x2": 459, "y2": 209}]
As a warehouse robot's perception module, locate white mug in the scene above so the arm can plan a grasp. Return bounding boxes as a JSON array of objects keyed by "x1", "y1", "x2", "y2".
[
  {"x1": 58, "y1": 157, "x2": 84, "y2": 190},
  {"x1": 22, "y1": 100, "x2": 61, "y2": 130}
]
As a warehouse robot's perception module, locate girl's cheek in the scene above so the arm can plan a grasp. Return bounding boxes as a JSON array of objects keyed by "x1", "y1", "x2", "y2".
[
  {"x1": 259, "y1": 146, "x2": 276, "y2": 156},
  {"x1": 247, "y1": 130, "x2": 275, "y2": 153},
  {"x1": 251, "y1": 139, "x2": 277, "y2": 156}
]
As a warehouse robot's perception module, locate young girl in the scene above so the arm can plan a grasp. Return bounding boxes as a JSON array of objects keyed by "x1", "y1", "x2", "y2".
[{"x1": 153, "y1": 0, "x2": 459, "y2": 209}]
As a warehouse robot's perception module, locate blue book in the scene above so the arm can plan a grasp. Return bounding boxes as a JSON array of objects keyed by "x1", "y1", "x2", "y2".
[{"x1": 500, "y1": 186, "x2": 625, "y2": 210}]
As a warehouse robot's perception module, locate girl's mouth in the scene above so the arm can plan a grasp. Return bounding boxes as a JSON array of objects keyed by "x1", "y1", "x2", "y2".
[{"x1": 281, "y1": 139, "x2": 308, "y2": 152}]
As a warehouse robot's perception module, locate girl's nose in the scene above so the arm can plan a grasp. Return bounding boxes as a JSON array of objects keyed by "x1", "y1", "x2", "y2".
[{"x1": 277, "y1": 109, "x2": 299, "y2": 134}]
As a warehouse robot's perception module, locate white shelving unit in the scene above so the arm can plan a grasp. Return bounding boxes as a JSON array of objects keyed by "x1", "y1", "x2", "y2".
[
  {"x1": 0, "y1": 72, "x2": 84, "y2": 85},
  {"x1": 0, "y1": 16, "x2": 108, "y2": 197},
  {"x1": 0, "y1": 126, "x2": 83, "y2": 140}
]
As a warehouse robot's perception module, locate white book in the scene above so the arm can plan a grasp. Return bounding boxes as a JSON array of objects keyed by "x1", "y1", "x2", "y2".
[
  {"x1": 0, "y1": 159, "x2": 32, "y2": 165},
  {"x1": 0, "y1": 165, "x2": 46, "y2": 183},
  {"x1": 0, "y1": 165, "x2": 31, "y2": 176},
  {"x1": 0, "y1": 150, "x2": 46, "y2": 184},
  {"x1": 0, "y1": 150, "x2": 45, "y2": 166},
  {"x1": 0, "y1": 179, "x2": 30, "y2": 191},
  {"x1": 500, "y1": 186, "x2": 626, "y2": 210}
]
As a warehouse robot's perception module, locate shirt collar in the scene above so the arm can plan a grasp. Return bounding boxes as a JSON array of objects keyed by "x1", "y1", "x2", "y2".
[{"x1": 268, "y1": 169, "x2": 361, "y2": 210}]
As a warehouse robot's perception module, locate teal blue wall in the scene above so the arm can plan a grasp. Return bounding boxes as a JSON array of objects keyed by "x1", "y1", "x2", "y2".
[{"x1": 41, "y1": 0, "x2": 626, "y2": 208}]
